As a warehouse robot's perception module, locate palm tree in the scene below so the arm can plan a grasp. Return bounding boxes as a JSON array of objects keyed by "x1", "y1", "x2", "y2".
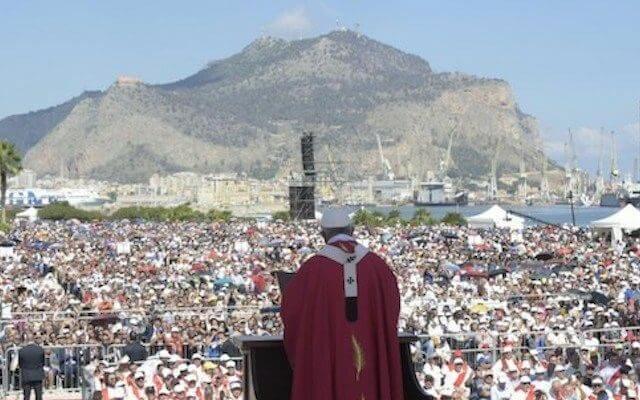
[{"x1": 0, "y1": 141, "x2": 22, "y2": 223}]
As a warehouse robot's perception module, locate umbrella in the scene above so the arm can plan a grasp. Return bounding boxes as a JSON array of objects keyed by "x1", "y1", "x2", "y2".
[
  {"x1": 530, "y1": 269, "x2": 554, "y2": 280},
  {"x1": 590, "y1": 291, "x2": 610, "y2": 306},
  {"x1": 89, "y1": 314, "x2": 119, "y2": 327},
  {"x1": 535, "y1": 253, "x2": 554, "y2": 261},
  {"x1": 552, "y1": 264, "x2": 576, "y2": 274},
  {"x1": 470, "y1": 302, "x2": 490, "y2": 314},
  {"x1": 444, "y1": 263, "x2": 461, "y2": 273},
  {"x1": 512, "y1": 261, "x2": 544, "y2": 272},
  {"x1": 488, "y1": 267, "x2": 508, "y2": 278},
  {"x1": 214, "y1": 277, "x2": 234, "y2": 288}
]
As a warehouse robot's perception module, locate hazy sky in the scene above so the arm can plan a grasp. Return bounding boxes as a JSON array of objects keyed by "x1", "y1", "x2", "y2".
[{"x1": 2, "y1": 0, "x2": 639, "y2": 174}]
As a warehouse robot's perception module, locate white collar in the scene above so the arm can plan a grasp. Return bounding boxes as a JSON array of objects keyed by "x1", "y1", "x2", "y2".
[{"x1": 327, "y1": 234, "x2": 356, "y2": 245}]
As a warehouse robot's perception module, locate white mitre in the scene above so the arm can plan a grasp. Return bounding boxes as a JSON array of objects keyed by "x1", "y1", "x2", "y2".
[{"x1": 320, "y1": 207, "x2": 352, "y2": 228}]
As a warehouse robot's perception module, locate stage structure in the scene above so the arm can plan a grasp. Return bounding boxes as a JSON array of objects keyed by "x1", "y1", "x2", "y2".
[{"x1": 238, "y1": 335, "x2": 432, "y2": 400}]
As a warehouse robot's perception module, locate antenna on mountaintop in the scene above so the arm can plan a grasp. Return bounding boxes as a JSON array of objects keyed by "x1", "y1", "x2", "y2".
[
  {"x1": 336, "y1": 18, "x2": 341, "y2": 30},
  {"x1": 355, "y1": 23, "x2": 361, "y2": 36}
]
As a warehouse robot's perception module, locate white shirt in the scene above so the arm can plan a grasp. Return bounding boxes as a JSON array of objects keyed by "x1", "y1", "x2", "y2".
[
  {"x1": 533, "y1": 378, "x2": 551, "y2": 395},
  {"x1": 422, "y1": 363, "x2": 443, "y2": 389},
  {"x1": 491, "y1": 384, "x2": 513, "y2": 400}
]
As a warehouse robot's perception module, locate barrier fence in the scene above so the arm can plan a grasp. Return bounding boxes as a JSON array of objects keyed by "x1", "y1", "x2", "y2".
[
  {"x1": 3, "y1": 340, "x2": 638, "y2": 400},
  {"x1": 0, "y1": 306, "x2": 266, "y2": 324},
  {"x1": 412, "y1": 341, "x2": 633, "y2": 371},
  {"x1": 103, "y1": 343, "x2": 243, "y2": 364},
  {"x1": 416, "y1": 325, "x2": 640, "y2": 347},
  {"x1": 0, "y1": 326, "x2": 640, "y2": 399},
  {"x1": 2, "y1": 343, "x2": 104, "y2": 400},
  {"x1": 3, "y1": 337, "x2": 639, "y2": 400},
  {"x1": 0, "y1": 342, "x2": 245, "y2": 400}
]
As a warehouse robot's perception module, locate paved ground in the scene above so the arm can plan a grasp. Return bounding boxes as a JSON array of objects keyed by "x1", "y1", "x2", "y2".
[{"x1": 2, "y1": 390, "x2": 83, "y2": 400}]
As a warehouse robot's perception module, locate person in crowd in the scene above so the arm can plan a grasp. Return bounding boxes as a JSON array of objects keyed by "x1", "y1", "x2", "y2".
[
  {"x1": 443, "y1": 357, "x2": 474, "y2": 396},
  {"x1": 491, "y1": 375, "x2": 512, "y2": 400},
  {"x1": 282, "y1": 208, "x2": 403, "y2": 400},
  {"x1": 18, "y1": 333, "x2": 45, "y2": 400},
  {"x1": 512, "y1": 376, "x2": 535, "y2": 400},
  {"x1": 4, "y1": 215, "x2": 640, "y2": 398},
  {"x1": 123, "y1": 332, "x2": 148, "y2": 363}
]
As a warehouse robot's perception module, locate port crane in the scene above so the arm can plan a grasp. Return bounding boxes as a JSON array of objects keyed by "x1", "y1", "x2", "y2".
[
  {"x1": 610, "y1": 130, "x2": 619, "y2": 182},
  {"x1": 438, "y1": 124, "x2": 457, "y2": 180},
  {"x1": 324, "y1": 145, "x2": 346, "y2": 203},
  {"x1": 518, "y1": 137, "x2": 528, "y2": 201},
  {"x1": 594, "y1": 127, "x2": 605, "y2": 197},
  {"x1": 376, "y1": 134, "x2": 395, "y2": 180},
  {"x1": 540, "y1": 157, "x2": 550, "y2": 201},
  {"x1": 489, "y1": 139, "x2": 502, "y2": 200}
]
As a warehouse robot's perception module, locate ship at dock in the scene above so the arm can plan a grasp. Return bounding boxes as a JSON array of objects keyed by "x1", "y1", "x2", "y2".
[
  {"x1": 598, "y1": 125, "x2": 640, "y2": 207},
  {"x1": 599, "y1": 183, "x2": 640, "y2": 208},
  {"x1": 413, "y1": 179, "x2": 468, "y2": 206}
]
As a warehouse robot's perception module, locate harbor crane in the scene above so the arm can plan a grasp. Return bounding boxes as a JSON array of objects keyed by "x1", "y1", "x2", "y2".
[
  {"x1": 540, "y1": 156, "x2": 550, "y2": 201},
  {"x1": 324, "y1": 145, "x2": 346, "y2": 203},
  {"x1": 564, "y1": 128, "x2": 579, "y2": 198},
  {"x1": 489, "y1": 139, "x2": 502, "y2": 200},
  {"x1": 376, "y1": 134, "x2": 395, "y2": 181},
  {"x1": 518, "y1": 138, "x2": 527, "y2": 201},
  {"x1": 594, "y1": 127, "x2": 605, "y2": 197},
  {"x1": 438, "y1": 124, "x2": 457, "y2": 180},
  {"x1": 610, "y1": 130, "x2": 619, "y2": 182}
]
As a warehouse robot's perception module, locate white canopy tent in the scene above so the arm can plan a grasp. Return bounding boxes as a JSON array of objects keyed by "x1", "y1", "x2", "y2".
[
  {"x1": 591, "y1": 204, "x2": 640, "y2": 247},
  {"x1": 591, "y1": 204, "x2": 640, "y2": 231},
  {"x1": 467, "y1": 205, "x2": 524, "y2": 230},
  {"x1": 15, "y1": 207, "x2": 38, "y2": 222}
]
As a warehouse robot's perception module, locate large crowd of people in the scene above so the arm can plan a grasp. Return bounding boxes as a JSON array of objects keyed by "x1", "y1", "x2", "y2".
[{"x1": 1, "y1": 217, "x2": 640, "y2": 399}]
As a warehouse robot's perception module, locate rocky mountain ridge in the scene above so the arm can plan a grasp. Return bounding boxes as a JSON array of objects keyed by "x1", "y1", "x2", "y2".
[{"x1": 0, "y1": 30, "x2": 549, "y2": 183}]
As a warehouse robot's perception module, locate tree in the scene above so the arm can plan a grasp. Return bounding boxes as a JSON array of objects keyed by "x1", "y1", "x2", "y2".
[
  {"x1": 352, "y1": 209, "x2": 387, "y2": 227},
  {"x1": 39, "y1": 202, "x2": 103, "y2": 221},
  {"x1": 441, "y1": 212, "x2": 466, "y2": 226},
  {"x1": 272, "y1": 211, "x2": 291, "y2": 221},
  {"x1": 207, "y1": 209, "x2": 232, "y2": 222},
  {"x1": 411, "y1": 209, "x2": 436, "y2": 226},
  {"x1": 0, "y1": 141, "x2": 22, "y2": 223},
  {"x1": 385, "y1": 209, "x2": 403, "y2": 226}
]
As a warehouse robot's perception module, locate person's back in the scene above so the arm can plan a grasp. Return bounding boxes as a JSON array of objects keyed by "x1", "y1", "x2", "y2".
[
  {"x1": 122, "y1": 333, "x2": 148, "y2": 363},
  {"x1": 19, "y1": 340, "x2": 45, "y2": 400},
  {"x1": 282, "y1": 208, "x2": 403, "y2": 400},
  {"x1": 122, "y1": 341, "x2": 147, "y2": 363},
  {"x1": 19, "y1": 343, "x2": 45, "y2": 382}
]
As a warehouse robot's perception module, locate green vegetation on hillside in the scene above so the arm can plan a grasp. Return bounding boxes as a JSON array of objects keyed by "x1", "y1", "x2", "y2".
[
  {"x1": 37, "y1": 203, "x2": 233, "y2": 223},
  {"x1": 32, "y1": 202, "x2": 466, "y2": 227},
  {"x1": 441, "y1": 212, "x2": 467, "y2": 226},
  {"x1": 352, "y1": 208, "x2": 460, "y2": 227},
  {"x1": 272, "y1": 211, "x2": 291, "y2": 222},
  {"x1": 0, "y1": 141, "x2": 22, "y2": 223},
  {"x1": 38, "y1": 202, "x2": 104, "y2": 221}
]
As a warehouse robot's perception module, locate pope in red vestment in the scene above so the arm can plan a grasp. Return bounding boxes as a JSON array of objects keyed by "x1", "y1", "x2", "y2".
[{"x1": 282, "y1": 208, "x2": 404, "y2": 400}]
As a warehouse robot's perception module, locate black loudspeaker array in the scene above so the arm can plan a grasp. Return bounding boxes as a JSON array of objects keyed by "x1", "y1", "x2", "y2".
[
  {"x1": 301, "y1": 132, "x2": 316, "y2": 180},
  {"x1": 289, "y1": 132, "x2": 316, "y2": 220}
]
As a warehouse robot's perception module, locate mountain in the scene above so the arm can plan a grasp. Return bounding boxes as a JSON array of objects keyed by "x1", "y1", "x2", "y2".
[{"x1": 0, "y1": 30, "x2": 550, "y2": 183}]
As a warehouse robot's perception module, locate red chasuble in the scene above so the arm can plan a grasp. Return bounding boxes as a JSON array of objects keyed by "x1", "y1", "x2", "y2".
[{"x1": 282, "y1": 237, "x2": 404, "y2": 400}]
